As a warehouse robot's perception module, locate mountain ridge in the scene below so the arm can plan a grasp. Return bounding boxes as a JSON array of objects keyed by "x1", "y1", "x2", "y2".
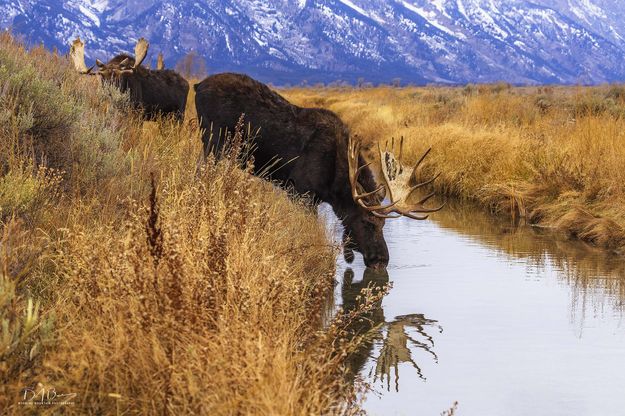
[{"x1": 1, "y1": 0, "x2": 624, "y2": 85}]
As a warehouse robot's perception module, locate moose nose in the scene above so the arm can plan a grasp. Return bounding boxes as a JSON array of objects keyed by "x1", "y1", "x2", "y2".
[
  {"x1": 364, "y1": 239, "x2": 389, "y2": 269},
  {"x1": 364, "y1": 255, "x2": 389, "y2": 270}
]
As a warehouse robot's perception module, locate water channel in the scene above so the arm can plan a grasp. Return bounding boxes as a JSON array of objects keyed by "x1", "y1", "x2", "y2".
[{"x1": 322, "y1": 202, "x2": 625, "y2": 416}]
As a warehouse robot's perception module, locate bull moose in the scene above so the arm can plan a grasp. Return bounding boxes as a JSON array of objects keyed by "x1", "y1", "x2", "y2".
[
  {"x1": 194, "y1": 73, "x2": 443, "y2": 269},
  {"x1": 70, "y1": 37, "x2": 189, "y2": 121}
]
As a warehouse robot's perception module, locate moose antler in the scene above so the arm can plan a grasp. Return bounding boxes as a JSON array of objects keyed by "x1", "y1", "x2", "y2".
[
  {"x1": 157, "y1": 52, "x2": 164, "y2": 70},
  {"x1": 134, "y1": 37, "x2": 149, "y2": 68},
  {"x1": 348, "y1": 135, "x2": 444, "y2": 220},
  {"x1": 69, "y1": 37, "x2": 94, "y2": 74},
  {"x1": 348, "y1": 136, "x2": 397, "y2": 214}
]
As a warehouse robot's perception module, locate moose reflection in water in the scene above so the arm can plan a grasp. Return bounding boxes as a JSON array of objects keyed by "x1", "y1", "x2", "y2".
[
  {"x1": 341, "y1": 268, "x2": 443, "y2": 392},
  {"x1": 373, "y1": 313, "x2": 442, "y2": 391}
]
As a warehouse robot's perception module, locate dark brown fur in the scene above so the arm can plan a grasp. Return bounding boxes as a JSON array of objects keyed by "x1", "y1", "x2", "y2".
[
  {"x1": 194, "y1": 73, "x2": 389, "y2": 268},
  {"x1": 100, "y1": 54, "x2": 189, "y2": 121}
]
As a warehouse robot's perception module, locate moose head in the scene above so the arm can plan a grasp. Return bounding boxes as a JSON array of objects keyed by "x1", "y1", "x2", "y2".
[
  {"x1": 69, "y1": 37, "x2": 189, "y2": 121},
  {"x1": 343, "y1": 136, "x2": 444, "y2": 269},
  {"x1": 70, "y1": 37, "x2": 149, "y2": 81}
]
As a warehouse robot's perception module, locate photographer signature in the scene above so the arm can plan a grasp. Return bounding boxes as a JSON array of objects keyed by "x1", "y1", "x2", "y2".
[{"x1": 20, "y1": 383, "x2": 76, "y2": 405}]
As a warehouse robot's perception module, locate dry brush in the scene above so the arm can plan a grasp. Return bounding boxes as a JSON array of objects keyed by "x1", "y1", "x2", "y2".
[{"x1": 0, "y1": 33, "x2": 376, "y2": 415}]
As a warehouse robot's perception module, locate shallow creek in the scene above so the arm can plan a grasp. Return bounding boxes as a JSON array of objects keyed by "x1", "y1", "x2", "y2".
[{"x1": 320, "y1": 202, "x2": 625, "y2": 416}]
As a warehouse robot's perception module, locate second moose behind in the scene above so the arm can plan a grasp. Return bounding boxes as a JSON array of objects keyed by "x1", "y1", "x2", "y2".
[{"x1": 70, "y1": 37, "x2": 189, "y2": 121}]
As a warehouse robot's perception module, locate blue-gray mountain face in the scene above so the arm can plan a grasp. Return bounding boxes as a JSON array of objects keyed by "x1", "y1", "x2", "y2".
[{"x1": 1, "y1": 0, "x2": 624, "y2": 84}]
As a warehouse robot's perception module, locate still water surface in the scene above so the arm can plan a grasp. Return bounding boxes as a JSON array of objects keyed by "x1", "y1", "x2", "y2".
[{"x1": 322, "y1": 203, "x2": 625, "y2": 416}]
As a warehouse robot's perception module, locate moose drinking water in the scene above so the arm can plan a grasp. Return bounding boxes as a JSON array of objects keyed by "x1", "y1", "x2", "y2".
[{"x1": 194, "y1": 73, "x2": 443, "y2": 269}]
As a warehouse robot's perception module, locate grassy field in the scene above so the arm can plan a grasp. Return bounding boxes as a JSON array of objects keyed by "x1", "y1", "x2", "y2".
[
  {"x1": 283, "y1": 85, "x2": 625, "y2": 253},
  {"x1": 0, "y1": 34, "x2": 379, "y2": 414}
]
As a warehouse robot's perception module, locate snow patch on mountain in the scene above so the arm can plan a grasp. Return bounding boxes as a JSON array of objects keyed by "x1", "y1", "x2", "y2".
[
  {"x1": 77, "y1": 5, "x2": 100, "y2": 27},
  {"x1": 401, "y1": 1, "x2": 466, "y2": 39},
  {"x1": 0, "y1": 0, "x2": 623, "y2": 85}
]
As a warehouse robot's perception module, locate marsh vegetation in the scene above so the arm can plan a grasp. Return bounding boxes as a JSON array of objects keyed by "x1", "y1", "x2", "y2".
[{"x1": 284, "y1": 84, "x2": 625, "y2": 253}]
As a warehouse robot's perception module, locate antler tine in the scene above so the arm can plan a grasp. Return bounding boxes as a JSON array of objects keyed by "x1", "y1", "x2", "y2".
[
  {"x1": 348, "y1": 134, "x2": 359, "y2": 159},
  {"x1": 70, "y1": 37, "x2": 93, "y2": 74},
  {"x1": 356, "y1": 161, "x2": 372, "y2": 172},
  {"x1": 348, "y1": 135, "x2": 399, "y2": 214},
  {"x1": 409, "y1": 173, "x2": 441, "y2": 193},
  {"x1": 353, "y1": 138, "x2": 362, "y2": 159},
  {"x1": 397, "y1": 193, "x2": 446, "y2": 214},
  {"x1": 398, "y1": 202, "x2": 446, "y2": 216},
  {"x1": 157, "y1": 52, "x2": 164, "y2": 70},
  {"x1": 413, "y1": 147, "x2": 432, "y2": 173},
  {"x1": 353, "y1": 184, "x2": 385, "y2": 201},
  {"x1": 384, "y1": 196, "x2": 444, "y2": 219},
  {"x1": 357, "y1": 199, "x2": 399, "y2": 212},
  {"x1": 403, "y1": 212, "x2": 430, "y2": 221},
  {"x1": 377, "y1": 140, "x2": 392, "y2": 183},
  {"x1": 409, "y1": 191, "x2": 444, "y2": 212},
  {"x1": 371, "y1": 211, "x2": 402, "y2": 219},
  {"x1": 409, "y1": 147, "x2": 432, "y2": 178},
  {"x1": 347, "y1": 136, "x2": 363, "y2": 200},
  {"x1": 134, "y1": 37, "x2": 149, "y2": 68},
  {"x1": 424, "y1": 201, "x2": 446, "y2": 213},
  {"x1": 412, "y1": 148, "x2": 444, "y2": 210},
  {"x1": 417, "y1": 191, "x2": 435, "y2": 205},
  {"x1": 396, "y1": 179, "x2": 447, "y2": 214},
  {"x1": 385, "y1": 201, "x2": 444, "y2": 218}
]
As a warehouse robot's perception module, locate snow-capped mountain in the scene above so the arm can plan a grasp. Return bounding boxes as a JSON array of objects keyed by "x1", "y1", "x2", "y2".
[{"x1": 1, "y1": 0, "x2": 624, "y2": 84}]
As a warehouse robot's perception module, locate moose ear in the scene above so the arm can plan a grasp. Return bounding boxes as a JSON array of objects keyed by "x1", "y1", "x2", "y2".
[
  {"x1": 119, "y1": 57, "x2": 131, "y2": 68},
  {"x1": 96, "y1": 59, "x2": 105, "y2": 68}
]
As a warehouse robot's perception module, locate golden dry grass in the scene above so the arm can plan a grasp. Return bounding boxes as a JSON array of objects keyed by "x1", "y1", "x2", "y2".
[
  {"x1": 0, "y1": 33, "x2": 374, "y2": 414},
  {"x1": 433, "y1": 201, "x2": 625, "y2": 310},
  {"x1": 283, "y1": 85, "x2": 625, "y2": 253}
]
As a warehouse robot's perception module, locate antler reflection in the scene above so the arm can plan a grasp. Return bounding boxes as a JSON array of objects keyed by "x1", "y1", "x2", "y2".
[
  {"x1": 341, "y1": 267, "x2": 443, "y2": 392},
  {"x1": 371, "y1": 313, "x2": 443, "y2": 392}
]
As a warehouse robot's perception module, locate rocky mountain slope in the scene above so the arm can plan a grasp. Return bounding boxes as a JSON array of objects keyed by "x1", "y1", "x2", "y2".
[{"x1": 1, "y1": 0, "x2": 624, "y2": 84}]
